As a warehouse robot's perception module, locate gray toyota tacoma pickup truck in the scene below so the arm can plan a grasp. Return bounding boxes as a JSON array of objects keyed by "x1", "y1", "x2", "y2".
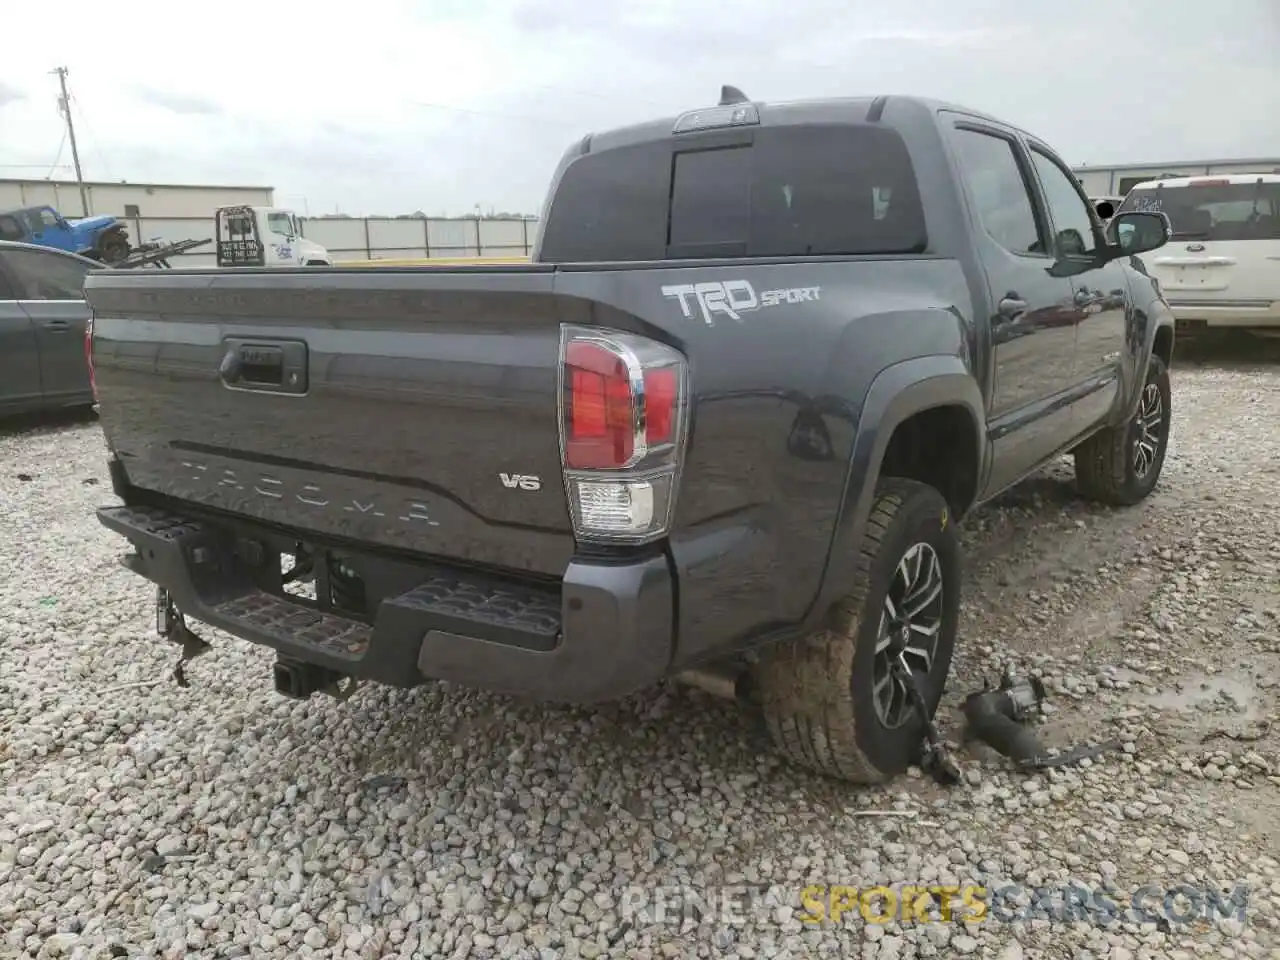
[{"x1": 84, "y1": 89, "x2": 1176, "y2": 784}]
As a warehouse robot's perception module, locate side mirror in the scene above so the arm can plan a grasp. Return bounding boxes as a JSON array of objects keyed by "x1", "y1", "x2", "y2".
[
  {"x1": 1093, "y1": 200, "x2": 1115, "y2": 221},
  {"x1": 1106, "y1": 211, "x2": 1170, "y2": 257}
]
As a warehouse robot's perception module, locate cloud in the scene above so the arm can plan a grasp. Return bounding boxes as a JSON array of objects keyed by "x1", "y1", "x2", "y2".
[
  {"x1": 0, "y1": 80, "x2": 24, "y2": 108},
  {"x1": 0, "y1": 0, "x2": 1275, "y2": 216},
  {"x1": 133, "y1": 88, "x2": 222, "y2": 116}
]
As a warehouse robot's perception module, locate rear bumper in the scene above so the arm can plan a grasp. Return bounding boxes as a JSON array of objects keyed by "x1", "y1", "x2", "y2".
[
  {"x1": 96, "y1": 504, "x2": 674, "y2": 704},
  {"x1": 1167, "y1": 299, "x2": 1280, "y2": 328}
]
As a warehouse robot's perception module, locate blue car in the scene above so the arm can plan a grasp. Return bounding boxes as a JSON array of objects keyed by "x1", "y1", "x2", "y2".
[{"x1": 0, "y1": 205, "x2": 131, "y2": 264}]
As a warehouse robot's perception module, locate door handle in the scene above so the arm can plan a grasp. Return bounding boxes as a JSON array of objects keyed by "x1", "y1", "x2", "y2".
[
  {"x1": 42, "y1": 320, "x2": 71, "y2": 332},
  {"x1": 997, "y1": 296, "x2": 1027, "y2": 321}
]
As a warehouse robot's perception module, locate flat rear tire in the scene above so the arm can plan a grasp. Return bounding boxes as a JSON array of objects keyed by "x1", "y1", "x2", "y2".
[{"x1": 754, "y1": 478, "x2": 961, "y2": 783}]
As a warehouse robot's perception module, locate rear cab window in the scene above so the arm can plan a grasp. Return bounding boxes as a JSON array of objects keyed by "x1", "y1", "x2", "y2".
[
  {"x1": 538, "y1": 124, "x2": 928, "y2": 262},
  {"x1": 1118, "y1": 179, "x2": 1280, "y2": 241}
]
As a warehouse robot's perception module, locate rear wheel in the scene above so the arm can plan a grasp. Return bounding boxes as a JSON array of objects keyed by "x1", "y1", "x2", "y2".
[
  {"x1": 1073, "y1": 353, "x2": 1171, "y2": 505},
  {"x1": 753, "y1": 478, "x2": 960, "y2": 783}
]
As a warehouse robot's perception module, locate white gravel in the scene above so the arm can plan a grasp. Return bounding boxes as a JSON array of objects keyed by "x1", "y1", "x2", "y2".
[{"x1": 2, "y1": 354, "x2": 1279, "y2": 959}]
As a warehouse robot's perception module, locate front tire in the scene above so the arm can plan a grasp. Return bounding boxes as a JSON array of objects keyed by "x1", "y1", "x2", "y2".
[
  {"x1": 1073, "y1": 353, "x2": 1171, "y2": 506},
  {"x1": 754, "y1": 478, "x2": 961, "y2": 783},
  {"x1": 98, "y1": 231, "x2": 130, "y2": 264}
]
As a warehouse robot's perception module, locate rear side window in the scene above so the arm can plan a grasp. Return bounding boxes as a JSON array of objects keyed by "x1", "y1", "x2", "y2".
[
  {"x1": 1118, "y1": 181, "x2": 1280, "y2": 241},
  {"x1": 2, "y1": 248, "x2": 92, "y2": 299},
  {"x1": 538, "y1": 124, "x2": 927, "y2": 262}
]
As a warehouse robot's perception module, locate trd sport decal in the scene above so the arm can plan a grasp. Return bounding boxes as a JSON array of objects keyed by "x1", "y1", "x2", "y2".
[{"x1": 661, "y1": 280, "x2": 822, "y2": 327}]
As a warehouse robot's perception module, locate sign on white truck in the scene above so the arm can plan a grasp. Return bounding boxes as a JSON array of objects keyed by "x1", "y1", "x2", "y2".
[{"x1": 215, "y1": 206, "x2": 332, "y2": 268}]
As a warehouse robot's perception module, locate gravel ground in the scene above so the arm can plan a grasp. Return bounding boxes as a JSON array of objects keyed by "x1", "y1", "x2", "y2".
[{"x1": 2, "y1": 349, "x2": 1279, "y2": 960}]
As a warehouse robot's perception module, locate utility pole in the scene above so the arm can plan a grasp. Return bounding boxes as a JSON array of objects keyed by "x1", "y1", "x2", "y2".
[{"x1": 51, "y1": 67, "x2": 89, "y2": 216}]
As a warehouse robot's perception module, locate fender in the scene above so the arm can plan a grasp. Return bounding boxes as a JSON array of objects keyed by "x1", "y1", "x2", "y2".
[
  {"x1": 807, "y1": 354, "x2": 986, "y2": 629},
  {"x1": 1119, "y1": 305, "x2": 1175, "y2": 422},
  {"x1": 1108, "y1": 263, "x2": 1175, "y2": 423}
]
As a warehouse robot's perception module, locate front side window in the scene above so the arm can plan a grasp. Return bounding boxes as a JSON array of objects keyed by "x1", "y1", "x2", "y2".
[
  {"x1": 267, "y1": 213, "x2": 295, "y2": 236},
  {"x1": 2, "y1": 248, "x2": 92, "y2": 299},
  {"x1": 1030, "y1": 147, "x2": 1099, "y2": 257}
]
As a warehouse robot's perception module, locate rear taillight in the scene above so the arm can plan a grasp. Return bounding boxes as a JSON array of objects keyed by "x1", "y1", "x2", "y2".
[
  {"x1": 85, "y1": 314, "x2": 97, "y2": 401},
  {"x1": 558, "y1": 326, "x2": 688, "y2": 543}
]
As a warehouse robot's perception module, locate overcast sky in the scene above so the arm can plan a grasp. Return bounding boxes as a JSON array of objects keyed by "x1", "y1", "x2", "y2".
[{"x1": 1, "y1": 0, "x2": 1277, "y2": 217}]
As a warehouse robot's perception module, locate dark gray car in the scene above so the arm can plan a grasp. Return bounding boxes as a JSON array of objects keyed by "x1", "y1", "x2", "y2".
[{"x1": 0, "y1": 240, "x2": 97, "y2": 416}]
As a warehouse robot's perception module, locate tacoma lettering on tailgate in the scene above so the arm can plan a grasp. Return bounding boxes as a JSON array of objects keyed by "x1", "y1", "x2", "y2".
[{"x1": 179, "y1": 460, "x2": 441, "y2": 527}]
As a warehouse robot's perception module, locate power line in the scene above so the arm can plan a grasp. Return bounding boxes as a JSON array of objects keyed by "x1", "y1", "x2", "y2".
[
  {"x1": 409, "y1": 98, "x2": 583, "y2": 128},
  {"x1": 45, "y1": 127, "x2": 68, "y2": 180},
  {"x1": 70, "y1": 94, "x2": 112, "y2": 182},
  {"x1": 513, "y1": 79, "x2": 671, "y2": 111}
]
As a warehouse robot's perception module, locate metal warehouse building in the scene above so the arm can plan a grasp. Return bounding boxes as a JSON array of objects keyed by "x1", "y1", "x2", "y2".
[
  {"x1": 1072, "y1": 157, "x2": 1280, "y2": 198},
  {"x1": 0, "y1": 177, "x2": 275, "y2": 266},
  {"x1": 0, "y1": 177, "x2": 274, "y2": 219}
]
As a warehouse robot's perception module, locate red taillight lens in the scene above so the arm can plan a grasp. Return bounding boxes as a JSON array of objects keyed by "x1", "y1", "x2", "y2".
[
  {"x1": 565, "y1": 340, "x2": 636, "y2": 469},
  {"x1": 558, "y1": 327, "x2": 689, "y2": 544},
  {"x1": 85, "y1": 316, "x2": 97, "y2": 401},
  {"x1": 643, "y1": 368, "x2": 677, "y2": 445}
]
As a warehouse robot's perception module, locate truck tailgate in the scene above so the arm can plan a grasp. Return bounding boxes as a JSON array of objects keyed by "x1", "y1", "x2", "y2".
[{"x1": 85, "y1": 267, "x2": 587, "y2": 577}]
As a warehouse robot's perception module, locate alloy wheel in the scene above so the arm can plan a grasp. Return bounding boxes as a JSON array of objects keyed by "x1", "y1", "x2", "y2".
[
  {"x1": 872, "y1": 542, "x2": 945, "y2": 729},
  {"x1": 1133, "y1": 382, "x2": 1164, "y2": 479}
]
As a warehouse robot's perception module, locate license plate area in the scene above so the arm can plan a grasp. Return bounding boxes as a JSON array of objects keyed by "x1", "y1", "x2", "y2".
[{"x1": 220, "y1": 337, "x2": 308, "y2": 395}]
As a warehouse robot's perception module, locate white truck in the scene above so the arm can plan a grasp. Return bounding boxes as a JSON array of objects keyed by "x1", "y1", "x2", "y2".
[{"x1": 214, "y1": 205, "x2": 332, "y2": 268}]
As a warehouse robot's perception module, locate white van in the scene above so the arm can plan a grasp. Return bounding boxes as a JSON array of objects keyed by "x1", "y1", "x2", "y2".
[{"x1": 1114, "y1": 174, "x2": 1280, "y2": 332}]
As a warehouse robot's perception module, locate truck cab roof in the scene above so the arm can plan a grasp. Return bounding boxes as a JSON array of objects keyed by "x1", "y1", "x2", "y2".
[{"x1": 580, "y1": 92, "x2": 1028, "y2": 154}]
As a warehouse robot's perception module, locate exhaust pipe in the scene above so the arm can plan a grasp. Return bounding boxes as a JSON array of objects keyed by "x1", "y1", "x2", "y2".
[{"x1": 673, "y1": 664, "x2": 751, "y2": 702}]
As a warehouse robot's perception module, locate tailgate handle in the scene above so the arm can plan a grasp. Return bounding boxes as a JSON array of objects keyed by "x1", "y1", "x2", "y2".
[
  {"x1": 219, "y1": 338, "x2": 308, "y2": 395},
  {"x1": 238, "y1": 345, "x2": 283, "y2": 384}
]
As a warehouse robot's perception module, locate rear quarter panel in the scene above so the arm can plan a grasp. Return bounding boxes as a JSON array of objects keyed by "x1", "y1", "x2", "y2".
[{"x1": 554, "y1": 256, "x2": 977, "y2": 664}]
